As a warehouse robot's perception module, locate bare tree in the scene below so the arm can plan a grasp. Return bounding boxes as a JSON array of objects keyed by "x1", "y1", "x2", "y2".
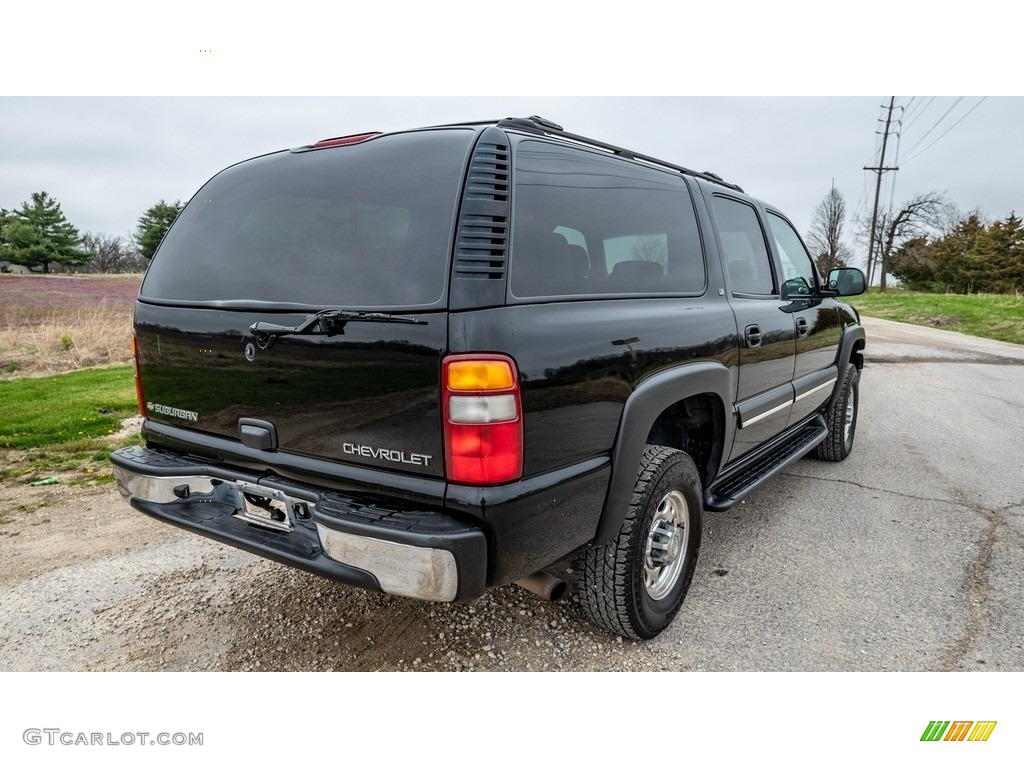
[
  {"x1": 628, "y1": 235, "x2": 668, "y2": 268},
  {"x1": 81, "y1": 232, "x2": 147, "y2": 273},
  {"x1": 874, "y1": 193, "x2": 955, "y2": 292},
  {"x1": 806, "y1": 186, "x2": 851, "y2": 277}
]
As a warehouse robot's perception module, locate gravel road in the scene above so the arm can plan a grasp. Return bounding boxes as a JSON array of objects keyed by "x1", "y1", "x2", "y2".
[{"x1": 2, "y1": 316, "x2": 1022, "y2": 671}]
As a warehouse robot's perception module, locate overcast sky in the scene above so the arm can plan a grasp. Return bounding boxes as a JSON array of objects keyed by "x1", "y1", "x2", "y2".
[
  {"x1": 2, "y1": 96, "x2": 1019, "y2": 270},
  {"x1": 4, "y1": 5, "x2": 1020, "y2": 272}
]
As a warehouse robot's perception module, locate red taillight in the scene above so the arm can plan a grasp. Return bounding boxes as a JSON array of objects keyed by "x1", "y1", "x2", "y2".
[
  {"x1": 442, "y1": 355, "x2": 523, "y2": 485},
  {"x1": 312, "y1": 131, "x2": 381, "y2": 149},
  {"x1": 131, "y1": 333, "x2": 146, "y2": 417}
]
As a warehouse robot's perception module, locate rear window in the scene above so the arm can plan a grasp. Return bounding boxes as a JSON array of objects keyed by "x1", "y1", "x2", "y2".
[
  {"x1": 509, "y1": 141, "x2": 705, "y2": 299},
  {"x1": 141, "y1": 130, "x2": 474, "y2": 308}
]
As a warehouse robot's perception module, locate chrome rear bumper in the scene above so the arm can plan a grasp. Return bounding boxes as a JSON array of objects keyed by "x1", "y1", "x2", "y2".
[{"x1": 110, "y1": 446, "x2": 486, "y2": 602}]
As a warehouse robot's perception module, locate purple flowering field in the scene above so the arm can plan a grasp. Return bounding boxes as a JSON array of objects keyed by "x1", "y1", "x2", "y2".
[
  {"x1": 0, "y1": 275, "x2": 143, "y2": 374},
  {"x1": 0, "y1": 274, "x2": 141, "y2": 327}
]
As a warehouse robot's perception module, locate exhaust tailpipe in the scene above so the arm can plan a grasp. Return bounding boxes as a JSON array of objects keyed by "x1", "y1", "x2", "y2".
[{"x1": 515, "y1": 571, "x2": 566, "y2": 602}]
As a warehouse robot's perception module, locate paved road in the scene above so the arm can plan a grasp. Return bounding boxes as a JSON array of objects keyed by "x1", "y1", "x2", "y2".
[
  {"x1": 670, "y1": 316, "x2": 1024, "y2": 670},
  {"x1": 2, "y1": 317, "x2": 1022, "y2": 671}
]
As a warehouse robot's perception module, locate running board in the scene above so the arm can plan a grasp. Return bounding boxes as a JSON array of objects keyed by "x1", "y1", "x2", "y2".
[{"x1": 706, "y1": 416, "x2": 827, "y2": 511}]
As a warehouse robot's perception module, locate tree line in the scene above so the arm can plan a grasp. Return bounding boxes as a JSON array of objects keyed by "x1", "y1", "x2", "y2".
[
  {"x1": 0, "y1": 192, "x2": 182, "y2": 274},
  {"x1": 888, "y1": 213, "x2": 1023, "y2": 294},
  {"x1": 805, "y1": 186, "x2": 1021, "y2": 295}
]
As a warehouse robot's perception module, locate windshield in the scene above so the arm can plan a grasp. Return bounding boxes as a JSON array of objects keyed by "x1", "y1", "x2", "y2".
[{"x1": 141, "y1": 129, "x2": 474, "y2": 309}]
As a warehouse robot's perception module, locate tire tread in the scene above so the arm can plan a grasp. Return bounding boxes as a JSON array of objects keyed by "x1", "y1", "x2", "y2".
[
  {"x1": 814, "y1": 363, "x2": 859, "y2": 462},
  {"x1": 580, "y1": 446, "x2": 701, "y2": 640}
]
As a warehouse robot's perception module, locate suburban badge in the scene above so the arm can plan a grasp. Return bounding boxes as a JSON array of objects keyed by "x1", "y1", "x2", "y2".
[{"x1": 147, "y1": 402, "x2": 199, "y2": 422}]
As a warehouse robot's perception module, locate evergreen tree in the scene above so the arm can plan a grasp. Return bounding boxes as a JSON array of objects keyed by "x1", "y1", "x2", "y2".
[
  {"x1": 135, "y1": 200, "x2": 183, "y2": 260},
  {"x1": 931, "y1": 215, "x2": 986, "y2": 292},
  {"x1": 0, "y1": 192, "x2": 87, "y2": 273},
  {"x1": 888, "y1": 236, "x2": 935, "y2": 290},
  {"x1": 981, "y1": 213, "x2": 1024, "y2": 293}
]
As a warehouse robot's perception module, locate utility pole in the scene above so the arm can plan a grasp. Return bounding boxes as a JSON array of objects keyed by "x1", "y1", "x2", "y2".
[{"x1": 864, "y1": 97, "x2": 900, "y2": 291}]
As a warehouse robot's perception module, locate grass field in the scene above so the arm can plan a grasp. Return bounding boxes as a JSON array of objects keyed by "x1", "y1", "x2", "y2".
[
  {"x1": 0, "y1": 273, "x2": 141, "y2": 376},
  {"x1": 849, "y1": 290, "x2": 1024, "y2": 346},
  {"x1": 0, "y1": 275, "x2": 141, "y2": 487},
  {"x1": 0, "y1": 365, "x2": 137, "y2": 449},
  {"x1": 0, "y1": 365, "x2": 138, "y2": 484}
]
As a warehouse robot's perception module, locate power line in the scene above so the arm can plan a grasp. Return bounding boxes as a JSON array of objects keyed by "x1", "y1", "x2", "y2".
[
  {"x1": 856, "y1": 171, "x2": 869, "y2": 214},
  {"x1": 903, "y1": 96, "x2": 937, "y2": 131},
  {"x1": 863, "y1": 128, "x2": 882, "y2": 168},
  {"x1": 902, "y1": 95, "x2": 934, "y2": 130},
  {"x1": 902, "y1": 97, "x2": 987, "y2": 164},
  {"x1": 902, "y1": 97, "x2": 964, "y2": 156}
]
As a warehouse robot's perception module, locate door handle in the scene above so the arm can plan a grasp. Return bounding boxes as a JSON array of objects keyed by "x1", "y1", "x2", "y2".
[
  {"x1": 744, "y1": 324, "x2": 762, "y2": 349},
  {"x1": 796, "y1": 317, "x2": 809, "y2": 338}
]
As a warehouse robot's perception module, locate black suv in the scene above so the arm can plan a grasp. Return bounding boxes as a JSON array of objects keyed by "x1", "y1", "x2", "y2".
[{"x1": 111, "y1": 116, "x2": 866, "y2": 640}]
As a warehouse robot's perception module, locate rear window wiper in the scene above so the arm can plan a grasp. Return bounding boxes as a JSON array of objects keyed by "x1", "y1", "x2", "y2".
[{"x1": 248, "y1": 309, "x2": 426, "y2": 345}]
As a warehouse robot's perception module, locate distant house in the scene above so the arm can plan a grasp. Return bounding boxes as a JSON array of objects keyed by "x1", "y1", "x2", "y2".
[{"x1": 0, "y1": 260, "x2": 32, "y2": 274}]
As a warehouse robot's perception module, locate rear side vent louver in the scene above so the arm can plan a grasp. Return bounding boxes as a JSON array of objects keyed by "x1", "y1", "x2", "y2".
[
  {"x1": 454, "y1": 141, "x2": 510, "y2": 281},
  {"x1": 465, "y1": 143, "x2": 510, "y2": 202}
]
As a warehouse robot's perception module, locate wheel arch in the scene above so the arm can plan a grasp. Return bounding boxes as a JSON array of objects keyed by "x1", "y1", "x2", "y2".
[
  {"x1": 838, "y1": 323, "x2": 866, "y2": 369},
  {"x1": 593, "y1": 361, "x2": 733, "y2": 546},
  {"x1": 826, "y1": 324, "x2": 866, "y2": 413}
]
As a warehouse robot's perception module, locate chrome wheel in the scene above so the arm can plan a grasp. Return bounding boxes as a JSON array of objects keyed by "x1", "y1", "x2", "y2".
[
  {"x1": 580, "y1": 446, "x2": 703, "y2": 639},
  {"x1": 843, "y1": 384, "x2": 857, "y2": 444},
  {"x1": 643, "y1": 489, "x2": 690, "y2": 601}
]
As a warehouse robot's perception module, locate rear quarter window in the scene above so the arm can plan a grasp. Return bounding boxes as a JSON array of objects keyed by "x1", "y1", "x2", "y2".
[{"x1": 509, "y1": 141, "x2": 705, "y2": 299}]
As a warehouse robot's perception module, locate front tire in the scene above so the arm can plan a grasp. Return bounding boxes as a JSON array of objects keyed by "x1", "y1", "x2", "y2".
[
  {"x1": 814, "y1": 362, "x2": 859, "y2": 461},
  {"x1": 580, "y1": 446, "x2": 703, "y2": 640}
]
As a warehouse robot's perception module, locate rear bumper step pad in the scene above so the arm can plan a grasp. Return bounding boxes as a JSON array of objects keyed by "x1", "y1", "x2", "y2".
[{"x1": 110, "y1": 445, "x2": 487, "y2": 601}]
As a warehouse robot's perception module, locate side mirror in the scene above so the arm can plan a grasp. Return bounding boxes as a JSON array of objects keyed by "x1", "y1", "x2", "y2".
[
  {"x1": 782, "y1": 276, "x2": 813, "y2": 300},
  {"x1": 827, "y1": 267, "x2": 866, "y2": 297}
]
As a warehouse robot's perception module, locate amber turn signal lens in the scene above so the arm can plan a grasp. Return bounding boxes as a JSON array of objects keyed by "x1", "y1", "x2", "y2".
[{"x1": 446, "y1": 360, "x2": 515, "y2": 391}]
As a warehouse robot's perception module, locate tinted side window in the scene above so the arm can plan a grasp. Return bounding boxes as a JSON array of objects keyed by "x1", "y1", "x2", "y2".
[
  {"x1": 510, "y1": 141, "x2": 705, "y2": 298},
  {"x1": 711, "y1": 196, "x2": 776, "y2": 296},
  {"x1": 766, "y1": 211, "x2": 817, "y2": 294}
]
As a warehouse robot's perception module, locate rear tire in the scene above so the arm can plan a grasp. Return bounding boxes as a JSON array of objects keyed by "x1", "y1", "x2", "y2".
[
  {"x1": 580, "y1": 446, "x2": 703, "y2": 640},
  {"x1": 814, "y1": 363, "x2": 859, "y2": 461}
]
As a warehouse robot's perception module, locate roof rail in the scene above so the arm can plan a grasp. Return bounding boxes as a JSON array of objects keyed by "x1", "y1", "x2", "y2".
[{"x1": 495, "y1": 115, "x2": 744, "y2": 193}]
